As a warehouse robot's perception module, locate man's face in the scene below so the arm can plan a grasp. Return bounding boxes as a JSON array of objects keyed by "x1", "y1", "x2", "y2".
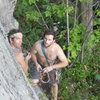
[
  {"x1": 11, "y1": 33, "x2": 23, "y2": 48},
  {"x1": 13, "y1": 37, "x2": 22, "y2": 48},
  {"x1": 44, "y1": 35, "x2": 55, "y2": 48}
]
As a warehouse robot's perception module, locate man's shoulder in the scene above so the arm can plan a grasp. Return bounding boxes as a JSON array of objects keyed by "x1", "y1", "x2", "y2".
[
  {"x1": 53, "y1": 42, "x2": 61, "y2": 48},
  {"x1": 53, "y1": 43, "x2": 63, "y2": 53},
  {"x1": 35, "y1": 40, "x2": 42, "y2": 45},
  {"x1": 33, "y1": 40, "x2": 43, "y2": 49}
]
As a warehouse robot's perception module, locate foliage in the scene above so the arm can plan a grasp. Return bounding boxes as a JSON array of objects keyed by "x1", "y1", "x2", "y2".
[{"x1": 69, "y1": 24, "x2": 85, "y2": 59}]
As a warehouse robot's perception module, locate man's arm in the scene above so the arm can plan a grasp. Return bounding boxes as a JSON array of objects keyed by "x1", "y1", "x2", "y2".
[
  {"x1": 30, "y1": 42, "x2": 42, "y2": 71},
  {"x1": 43, "y1": 44, "x2": 68, "y2": 73},
  {"x1": 25, "y1": 53, "x2": 31, "y2": 66},
  {"x1": 16, "y1": 53, "x2": 28, "y2": 73},
  {"x1": 52, "y1": 44, "x2": 68, "y2": 69}
]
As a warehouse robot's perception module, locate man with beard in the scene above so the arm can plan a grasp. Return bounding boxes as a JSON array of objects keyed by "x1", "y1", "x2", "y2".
[
  {"x1": 8, "y1": 29, "x2": 31, "y2": 73},
  {"x1": 31, "y1": 29, "x2": 68, "y2": 100}
]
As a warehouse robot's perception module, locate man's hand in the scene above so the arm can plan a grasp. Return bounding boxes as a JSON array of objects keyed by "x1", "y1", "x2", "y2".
[
  {"x1": 25, "y1": 53, "x2": 31, "y2": 62},
  {"x1": 43, "y1": 67, "x2": 53, "y2": 73},
  {"x1": 36, "y1": 63, "x2": 42, "y2": 72}
]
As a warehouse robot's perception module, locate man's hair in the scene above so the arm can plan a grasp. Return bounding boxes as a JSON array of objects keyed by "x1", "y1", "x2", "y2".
[
  {"x1": 8, "y1": 29, "x2": 22, "y2": 42},
  {"x1": 43, "y1": 29, "x2": 57, "y2": 40}
]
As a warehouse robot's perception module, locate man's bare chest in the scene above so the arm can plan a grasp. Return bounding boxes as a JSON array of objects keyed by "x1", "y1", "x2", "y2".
[{"x1": 37, "y1": 47, "x2": 57, "y2": 60}]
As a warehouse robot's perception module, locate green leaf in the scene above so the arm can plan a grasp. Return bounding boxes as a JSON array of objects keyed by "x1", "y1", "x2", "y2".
[
  {"x1": 69, "y1": 42, "x2": 74, "y2": 51},
  {"x1": 29, "y1": 0, "x2": 39, "y2": 5},
  {"x1": 29, "y1": 0, "x2": 35, "y2": 5},
  {"x1": 26, "y1": 10, "x2": 40, "y2": 22},
  {"x1": 58, "y1": 34, "x2": 63, "y2": 39},
  {"x1": 76, "y1": 44, "x2": 81, "y2": 51},
  {"x1": 68, "y1": 58, "x2": 71, "y2": 63},
  {"x1": 63, "y1": 45, "x2": 67, "y2": 51},
  {"x1": 57, "y1": 10, "x2": 63, "y2": 18},
  {"x1": 52, "y1": 5, "x2": 58, "y2": 11},
  {"x1": 46, "y1": 6, "x2": 51, "y2": 11},
  {"x1": 96, "y1": 9, "x2": 100, "y2": 16},
  {"x1": 68, "y1": 6, "x2": 74, "y2": 13},
  {"x1": 89, "y1": 35, "x2": 96, "y2": 43},
  {"x1": 45, "y1": 11, "x2": 51, "y2": 17},
  {"x1": 22, "y1": 0, "x2": 28, "y2": 6},
  {"x1": 71, "y1": 50, "x2": 77, "y2": 59}
]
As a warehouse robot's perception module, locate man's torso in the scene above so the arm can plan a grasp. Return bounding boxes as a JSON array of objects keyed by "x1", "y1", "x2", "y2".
[{"x1": 36, "y1": 40, "x2": 58, "y2": 67}]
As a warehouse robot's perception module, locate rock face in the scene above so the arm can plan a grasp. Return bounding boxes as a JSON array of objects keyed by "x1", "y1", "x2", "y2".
[
  {"x1": 0, "y1": 0, "x2": 18, "y2": 34},
  {"x1": 0, "y1": 29, "x2": 39, "y2": 100},
  {"x1": 0, "y1": 0, "x2": 47, "y2": 100}
]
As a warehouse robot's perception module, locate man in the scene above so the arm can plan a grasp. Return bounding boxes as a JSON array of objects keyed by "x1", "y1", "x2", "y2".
[
  {"x1": 8, "y1": 29, "x2": 31, "y2": 73},
  {"x1": 31, "y1": 29, "x2": 68, "y2": 100}
]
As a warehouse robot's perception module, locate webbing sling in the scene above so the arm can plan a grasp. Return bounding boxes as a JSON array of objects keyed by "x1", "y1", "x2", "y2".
[
  {"x1": 41, "y1": 41, "x2": 50, "y2": 66},
  {"x1": 41, "y1": 41, "x2": 50, "y2": 83}
]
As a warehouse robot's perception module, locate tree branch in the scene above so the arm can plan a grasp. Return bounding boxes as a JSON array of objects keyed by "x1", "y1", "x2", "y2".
[
  {"x1": 34, "y1": 2, "x2": 49, "y2": 29},
  {"x1": 66, "y1": 0, "x2": 70, "y2": 59},
  {"x1": 74, "y1": 0, "x2": 78, "y2": 28}
]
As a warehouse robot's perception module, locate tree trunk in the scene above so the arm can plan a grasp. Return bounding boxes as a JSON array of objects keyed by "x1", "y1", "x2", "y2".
[
  {"x1": 66, "y1": 0, "x2": 70, "y2": 59},
  {"x1": 80, "y1": 0, "x2": 93, "y2": 32},
  {"x1": 80, "y1": 0, "x2": 93, "y2": 63}
]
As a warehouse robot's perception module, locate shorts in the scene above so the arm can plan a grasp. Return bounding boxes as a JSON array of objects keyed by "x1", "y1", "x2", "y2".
[{"x1": 28, "y1": 64, "x2": 59, "y2": 85}]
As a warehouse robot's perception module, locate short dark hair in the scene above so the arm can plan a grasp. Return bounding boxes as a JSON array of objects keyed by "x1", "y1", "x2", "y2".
[
  {"x1": 8, "y1": 29, "x2": 22, "y2": 42},
  {"x1": 43, "y1": 29, "x2": 57, "y2": 40}
]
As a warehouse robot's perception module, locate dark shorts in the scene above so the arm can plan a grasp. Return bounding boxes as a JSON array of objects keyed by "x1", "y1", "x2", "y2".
[{"x1": 28, "y1": 65, "x2": 59, "y2": 85}]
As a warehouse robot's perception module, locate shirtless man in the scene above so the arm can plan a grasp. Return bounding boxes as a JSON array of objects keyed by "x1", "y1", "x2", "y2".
[
  {"x1": 8, "y1": 29, "x2": 31, "y2": 73},
  {"x1": 31, "y1": 29, "x2": 68, "y2": 100}
]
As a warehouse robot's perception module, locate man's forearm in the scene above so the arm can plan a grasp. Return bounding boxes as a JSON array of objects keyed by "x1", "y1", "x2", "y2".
[
  {"x1": 25, "y1": 59, "x2": 28, "y2": 67},
  {"x1": 52, "y1": 61, "x2": 68, "y2": 70},
  {"x1": 31, "y1": 54, "x2": 38, "y2": 66}
]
